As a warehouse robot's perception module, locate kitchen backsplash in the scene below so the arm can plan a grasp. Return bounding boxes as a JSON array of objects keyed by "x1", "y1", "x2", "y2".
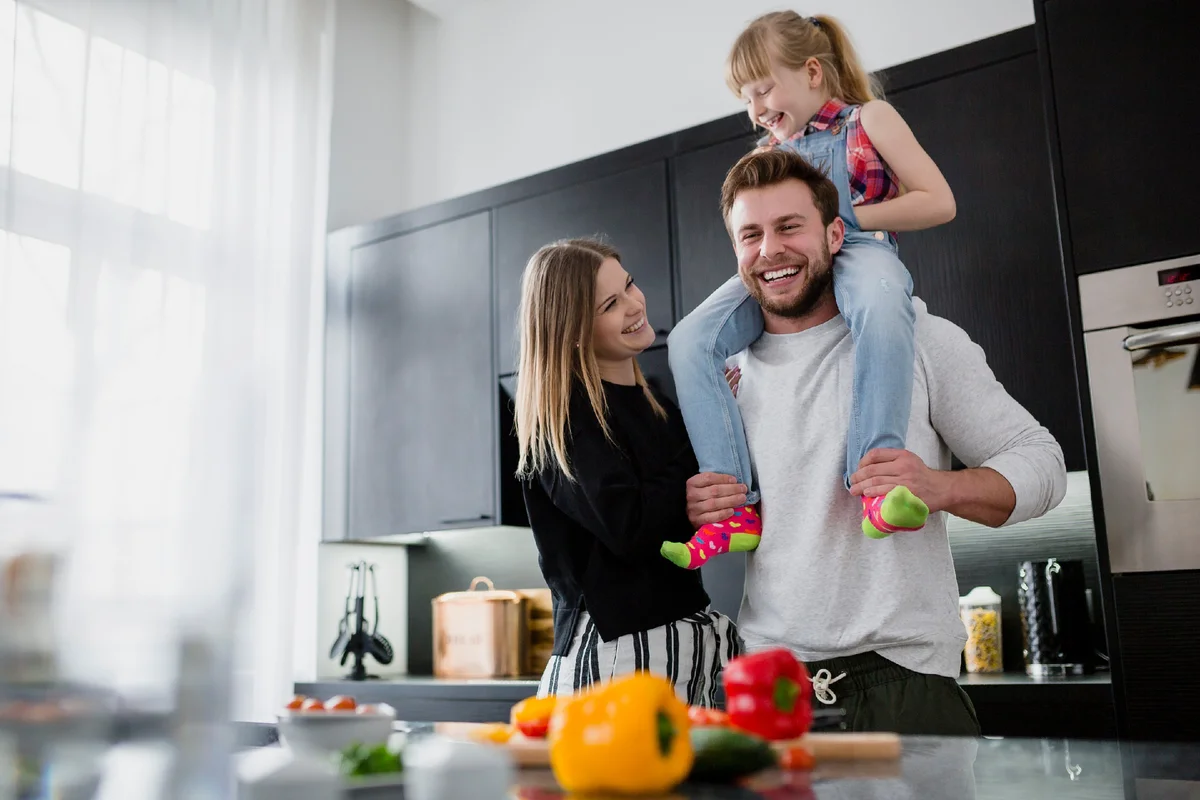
[
  {"x1": 405, "y1": 525, "x2": 544, "y2": 675},
  {"x1": 316, "y1": 542, "x2": 409, "y2": 678},
  {"x1": 946, "y1": 470, "x2": 1103, "y2": 672}
]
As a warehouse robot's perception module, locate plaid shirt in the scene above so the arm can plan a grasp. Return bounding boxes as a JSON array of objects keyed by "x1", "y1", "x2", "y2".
[{"x1": 772, "y1": 99, "x2": 900, "y2": 207}]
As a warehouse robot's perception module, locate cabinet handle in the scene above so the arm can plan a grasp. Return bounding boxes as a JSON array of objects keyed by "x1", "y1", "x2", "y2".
[{"x1": 439, "y1": 514, "x2": 494, "y2": 525}]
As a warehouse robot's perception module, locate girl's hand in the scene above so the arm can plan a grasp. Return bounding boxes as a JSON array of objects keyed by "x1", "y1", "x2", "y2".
[
  {"x1": 854, "y1": 100, "x2": 956, "y2": 232},
  {"x1": 724, "y1": 366, "x2": 741, "y2": 397}
]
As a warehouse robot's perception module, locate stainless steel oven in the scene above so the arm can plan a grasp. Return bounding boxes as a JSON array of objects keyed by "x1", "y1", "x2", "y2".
[{"x1": 1080, "y1": 255, "x2": 1200, "y2": 573}]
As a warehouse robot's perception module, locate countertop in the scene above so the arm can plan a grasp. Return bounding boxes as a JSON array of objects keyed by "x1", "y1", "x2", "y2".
[{"x1": 290, "y1": 724, "x2": 1198, "y2": 800}]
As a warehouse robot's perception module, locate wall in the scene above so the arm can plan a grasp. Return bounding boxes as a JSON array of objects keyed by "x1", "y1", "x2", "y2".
[
  {"x1": 326, "y1": 0, "x2": 436, "y2": 231},
  {"x1": 403, "y1": 0, "x2": 1035, "y2": 209}
]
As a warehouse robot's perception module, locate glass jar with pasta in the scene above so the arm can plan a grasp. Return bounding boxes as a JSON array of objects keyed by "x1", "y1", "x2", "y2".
[{"x1": 959, "y1": 586, "x2": 1003, "y2": 674}]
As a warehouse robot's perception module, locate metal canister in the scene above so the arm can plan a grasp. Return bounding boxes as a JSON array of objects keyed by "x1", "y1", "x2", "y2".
[{"x1": 432, "y1": 577, "x2": 527, "y2": 679}]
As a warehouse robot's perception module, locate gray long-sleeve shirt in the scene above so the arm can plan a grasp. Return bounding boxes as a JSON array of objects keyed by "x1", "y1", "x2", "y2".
[{"x1": 733, "y1": 298, "x2": 1067, "y2": 677}]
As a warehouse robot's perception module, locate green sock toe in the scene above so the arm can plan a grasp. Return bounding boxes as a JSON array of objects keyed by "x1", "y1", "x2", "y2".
[
  {"x1": 660, "y1": 541, "x2": 691, "y2": 568},
  {"x1": 881, "y1": 486, "x2": 929, "y2": 529}
]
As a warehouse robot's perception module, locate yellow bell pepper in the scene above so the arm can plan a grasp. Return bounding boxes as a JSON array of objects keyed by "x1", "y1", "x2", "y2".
[
  {"x1": 548, "y1": 673, "x2": 693, "y2": 795},
  {"x1": 510, "y1": 695, "x2": 558, "y2": 738}
]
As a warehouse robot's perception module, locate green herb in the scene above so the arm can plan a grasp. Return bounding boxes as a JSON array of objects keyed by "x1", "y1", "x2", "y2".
[{"x1": 337, "y1": 741, "x2": 403, "y2": 777}]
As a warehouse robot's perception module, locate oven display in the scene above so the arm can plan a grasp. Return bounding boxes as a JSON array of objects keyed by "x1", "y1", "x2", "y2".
[{"x1": 1159, "y1": 265, "x2": 1200, "y2": 285}]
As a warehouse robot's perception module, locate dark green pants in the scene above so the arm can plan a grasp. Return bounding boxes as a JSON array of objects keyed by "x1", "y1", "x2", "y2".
[{"x1": 805, "y1": 651, "x2": 981, "y2": 737}]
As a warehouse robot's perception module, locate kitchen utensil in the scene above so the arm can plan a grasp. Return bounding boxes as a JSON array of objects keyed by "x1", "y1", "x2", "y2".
[
  {"x1": 328, "y1": 563, "x2": 358, "y2": 661},
  {"x1": 1019, "y1": 558, "x2": 1094, "y2": 677},
  {"x1": 365, "y1": 564, "x2": 394, "y2": 666},
  {"x1": 432, "y1": 577, "x2": 527, "y2": 679},
  {"x1": 329, "y1": 560, "x2": 394, "y2": 680}
]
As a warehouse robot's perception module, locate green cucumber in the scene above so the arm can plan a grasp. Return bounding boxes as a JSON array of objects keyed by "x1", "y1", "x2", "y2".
[{"x1": 687, "y1": 725, "x2": 777, "y2": 782}]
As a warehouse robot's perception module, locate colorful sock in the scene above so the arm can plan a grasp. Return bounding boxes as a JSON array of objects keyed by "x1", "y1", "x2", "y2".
[
  {"x1": 660, "y1": 505, "x2": 762, "y2": 570},
  {"x1": 861, "y1": 486, "x2": 929, "y2": 539}
]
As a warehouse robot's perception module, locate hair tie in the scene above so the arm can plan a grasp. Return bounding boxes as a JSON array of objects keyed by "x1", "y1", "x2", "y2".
[{"x1": 808, "y1": 16, "x2": 821, "y2": 28}]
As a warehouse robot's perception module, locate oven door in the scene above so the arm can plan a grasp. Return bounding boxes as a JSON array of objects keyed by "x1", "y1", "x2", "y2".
[{"x1": 1083, "y1": 318, "x2": 1200, "y2": 572}]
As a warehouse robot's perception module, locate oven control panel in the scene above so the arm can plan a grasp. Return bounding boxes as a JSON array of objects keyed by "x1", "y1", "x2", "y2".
[
  {"x1": 1160, "y1": 263, "x2": 1198, "y2": 309},
  {"x1": 1080, "y1": 255, "x2": 1200, "y2": 332}
]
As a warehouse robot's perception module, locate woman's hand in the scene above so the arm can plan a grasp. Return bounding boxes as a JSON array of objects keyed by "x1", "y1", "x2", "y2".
[
  {"x1": 686, "y1": 473, "x2": 747, "y2": 528},
  {"x1": 725, "y1": 366, "x2": 741, "y2": 397}
]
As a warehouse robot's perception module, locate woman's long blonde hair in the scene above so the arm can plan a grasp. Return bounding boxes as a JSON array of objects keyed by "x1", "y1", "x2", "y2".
[
  {"x1": 514, "y1": 237, "x2": 664, "y2": 481},
  {"x1": 726, "y1": 11, "x2": 880, "y2": 107}
]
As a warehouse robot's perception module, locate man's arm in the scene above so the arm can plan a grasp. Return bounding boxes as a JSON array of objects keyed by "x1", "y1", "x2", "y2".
[
  {"x1": 921, "y1": 314, "x2": 1067, "y2": 527},
  {"x1": 850, "y1": 314, "x2": 1067, "y2": 528},
  {"x1": 850, "y1": 449, "x2": 1017, "y2": 527}
]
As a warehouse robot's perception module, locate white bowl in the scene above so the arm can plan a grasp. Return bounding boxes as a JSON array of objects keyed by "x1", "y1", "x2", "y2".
[{"x1": 277, "y1": 707, "x2": 397, "y2": 754}]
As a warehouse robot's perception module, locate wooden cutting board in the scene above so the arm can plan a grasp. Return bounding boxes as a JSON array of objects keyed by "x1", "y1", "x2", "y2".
[{"x1": 434, "y1": 723, "x2": 902, "y2": 767}]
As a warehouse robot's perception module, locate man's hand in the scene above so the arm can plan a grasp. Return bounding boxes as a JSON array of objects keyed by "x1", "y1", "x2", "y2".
[
  {"x1": 686, "y1": 472, "x2": 748, "y2": 528},
  {"x1": 849, "y1": 449, "x2": 952, "y2": 513}
]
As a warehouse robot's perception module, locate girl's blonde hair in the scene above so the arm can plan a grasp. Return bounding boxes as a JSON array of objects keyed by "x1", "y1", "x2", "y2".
[
  {"x1": 514, "y1": 237, "x2": 664, "y2": 481},
  {"x1": 726, "y1": 11, "x2": 880, "y2": 107}
]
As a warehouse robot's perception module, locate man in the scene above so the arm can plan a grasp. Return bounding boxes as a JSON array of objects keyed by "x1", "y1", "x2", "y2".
[{"x1": 689, "y1": 148, "x2": 1066, "y2": 735}]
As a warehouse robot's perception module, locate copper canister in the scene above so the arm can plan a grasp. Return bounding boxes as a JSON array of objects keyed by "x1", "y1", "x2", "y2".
[{"x1": 432, "y1": 576, "x2": 527, "y2": 678}]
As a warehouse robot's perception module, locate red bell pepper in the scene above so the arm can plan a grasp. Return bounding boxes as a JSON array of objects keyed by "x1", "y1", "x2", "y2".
[{"x1": 722, "y1": 648, "x2": 813, "y2": 741}]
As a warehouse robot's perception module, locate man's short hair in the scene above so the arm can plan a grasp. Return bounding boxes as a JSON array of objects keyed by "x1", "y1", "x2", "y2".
[{"x1": 720, "y1": 148, "x2": 841, "y2": 234}]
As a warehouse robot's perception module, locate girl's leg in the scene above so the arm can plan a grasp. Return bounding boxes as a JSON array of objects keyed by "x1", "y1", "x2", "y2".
[
  {"x1": 663, "y1": 276, "x2": 764, "y2": 568},
  {"x1": 832, "y1": 239, "x2": 928, "y2": 538}
]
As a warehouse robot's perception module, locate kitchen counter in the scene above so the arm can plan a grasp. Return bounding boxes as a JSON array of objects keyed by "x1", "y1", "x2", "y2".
[
  {"x1": 295, "y1": 671, "x2": 1115, "y2": 738},
  {"x1": 321, "y1": 725, "x2": 1198, "y2": 799}
]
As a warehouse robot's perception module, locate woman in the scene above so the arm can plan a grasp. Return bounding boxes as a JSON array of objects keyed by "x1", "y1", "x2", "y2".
[{"x1": 514, "y1": 237, "x2": 744, "y2": 705}]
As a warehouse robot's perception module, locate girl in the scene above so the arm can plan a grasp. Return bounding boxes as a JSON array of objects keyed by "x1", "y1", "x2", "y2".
[
  {"x1": 662, "y1": 11, "x2": 956, "y2": 569},
  {"x1": 514, "y1": 237, "x2": 743, "y2": 703}
]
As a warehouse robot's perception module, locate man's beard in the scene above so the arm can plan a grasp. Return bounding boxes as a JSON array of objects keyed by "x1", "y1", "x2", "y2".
[{"x1": 745, "y1": 241, "x2": 834, "y2": 319}]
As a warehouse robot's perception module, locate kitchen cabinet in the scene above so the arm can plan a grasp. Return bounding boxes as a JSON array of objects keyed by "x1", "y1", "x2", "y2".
[
  {"x1": 344, "y1": 212, "x2": 495, "y2": 538},
  {"x1": 494, "y1": 163, "x2": 674, "y2": 374},
  {"x1": 1111, "y1": 571, "x2": 1200, "y2": 741},
  {"x1": 889, "y1": 53, "x2": 1086, "y2": 471},
  {"x1": 1043, "y1": 0, "x2": 1200, "y2": 273},
  {"x1": 672, "y1": 137, "x2": 755, "y2": 317}
]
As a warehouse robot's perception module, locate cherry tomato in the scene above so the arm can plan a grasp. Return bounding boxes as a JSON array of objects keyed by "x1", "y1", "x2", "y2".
[
  {"x1": 779, "y1": 746, "x2": 816, "y2": 771},
  {"x1": 299, "y1": 698, "x2": 326, "y2": 712},
  {"x1": 355, "y1": 704, "x2": 377, "y2": 715},
  {"x1": 324, "y1": 695, "x2": 357, "y2": 711},
  {"x1": 284, "y1": 695, "x2": 306, "y2": 710}
]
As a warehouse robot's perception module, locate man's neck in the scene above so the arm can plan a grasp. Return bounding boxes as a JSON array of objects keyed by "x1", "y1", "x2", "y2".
[{"x1": 762, "y1": 291, "x2": 840, "y2": 334}]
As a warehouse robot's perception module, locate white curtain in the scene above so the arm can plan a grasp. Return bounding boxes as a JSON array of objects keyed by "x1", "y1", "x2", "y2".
[{"x1": 0, "y1": 0, "x2": 332, "y2": 721}]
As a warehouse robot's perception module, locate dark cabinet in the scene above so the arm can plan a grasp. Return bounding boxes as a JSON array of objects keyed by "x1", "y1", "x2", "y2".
[
  {"x1": 1043, "y1": 0, "x2": 1200, "y2": 273},
  {"x1": 495, "y1": 163, "x2": 674, "y2": 374},
  {"x1": 344, "y1": 212, "x2": 495, "y2": 538},
  {"x1": 673, "y1": 137, "x2": 755, "y2": 317},
  {"x1": 889, "y1": 53, "x2": 1085, "y2": 471}
]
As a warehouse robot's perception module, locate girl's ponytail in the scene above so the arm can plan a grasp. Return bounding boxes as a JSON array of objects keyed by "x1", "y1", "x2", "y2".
[{"x1": 811, "y1": 15, "x2": 880, "y2": 105}]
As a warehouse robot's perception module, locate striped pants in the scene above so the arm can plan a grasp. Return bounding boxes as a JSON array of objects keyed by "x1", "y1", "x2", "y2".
[{"x1": 536, "y1": 609, "x2": 743, "y2": 707}]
